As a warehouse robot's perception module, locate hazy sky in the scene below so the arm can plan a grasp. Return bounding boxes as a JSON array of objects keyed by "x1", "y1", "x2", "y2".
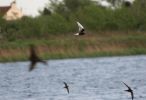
[{"x1": 0, "y1": 0, "x2": 49, "y2": 17}]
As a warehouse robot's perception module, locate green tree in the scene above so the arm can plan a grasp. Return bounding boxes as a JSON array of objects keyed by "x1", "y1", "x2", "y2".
[
  {"x1": 49, "y1": 0, "x2": 94, "y2": 20},
  {"x1": 50, "y1": 0, "x2": 93, "y2": 14},
  {"x1": 63, "y1": 0, "x2": 92, "y2": 12},
  {"x1": 42, "y1": 8, "x2": 51, "y2": 15}
]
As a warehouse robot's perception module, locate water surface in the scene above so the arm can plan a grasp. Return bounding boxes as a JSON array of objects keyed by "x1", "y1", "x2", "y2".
[{"x1": 0, "y1": 55, "x2": 146, "y2": 100}]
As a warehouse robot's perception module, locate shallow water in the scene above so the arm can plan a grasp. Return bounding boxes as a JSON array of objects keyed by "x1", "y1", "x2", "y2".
[{"x1": 0, "y1": 55, "x2": 146, "y2": 100}]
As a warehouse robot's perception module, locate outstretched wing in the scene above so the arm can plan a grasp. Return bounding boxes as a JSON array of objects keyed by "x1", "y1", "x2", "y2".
[
  {"x1": 66, "y1": 87, "x2": 69, "y2": 94},
  {"x1": 131, "y1": 91, "x2": 134, "y2": 100},
  {"x1": 29, "y1": 61, "x2": 36, "y2": 71},
  {"x1": 64, "y1": 82, "x2": 67, "y2": 87},
  {"x1": 39, "y1": 59, "x2": 48, "y2": 65},
  {"x1": 123, "y1": 82, "x2": 131, "y2": 90},
  {"x1": 77, "y1": 22, "x2": 84, "y2": 32}
]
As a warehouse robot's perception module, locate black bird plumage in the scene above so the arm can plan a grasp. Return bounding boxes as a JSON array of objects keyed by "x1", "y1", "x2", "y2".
[
  {"x1": 29, "y1": 45, "x2": 47, "y2": 71},
  {"x1": 79, "y1": 29, "x2": 85, "y2": 35},
  {"x1": 123, "y1": 82, "x2": 134, "y2": 100},
  {"x1": 63, "y1": 82, "x2": 69, "y2": 94}
]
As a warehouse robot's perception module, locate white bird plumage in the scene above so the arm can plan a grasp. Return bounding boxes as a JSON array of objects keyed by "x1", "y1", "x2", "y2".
[
  {"x1": 74, "y1": 21, "x2": 85, "y2": 36},
  {"x1": 77, "y1": 21, "x2": 84, "y2": 31}
]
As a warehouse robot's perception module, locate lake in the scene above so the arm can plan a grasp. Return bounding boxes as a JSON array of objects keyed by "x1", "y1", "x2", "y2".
[{"x1": 0, "y1": 55, "x2": 146, "y2": 100}]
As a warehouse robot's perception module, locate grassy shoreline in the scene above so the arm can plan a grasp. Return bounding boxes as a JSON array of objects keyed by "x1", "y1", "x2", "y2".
[{"x1": 0, "y1": 31, "x2": 146, "y2": 62}]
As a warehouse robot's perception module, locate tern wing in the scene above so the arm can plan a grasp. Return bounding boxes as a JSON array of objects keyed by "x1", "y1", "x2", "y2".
[
  {"x1": 131, "y1": 91, "x2": 134, "y2": 100},
  {"x1": 29, "y1": 61, "x2": 36, "y2": 71},
  {"x1": 77, "y1": 22, "x2": 84, "y2": 32},
  {"x1": 64, "y1": 82, "x2": 67, "y2": 87},
  {"x1": 123, "y1": 82, "x2": 131, "y2": 90},
  {"x1": 67, "y1": 87, "x2": 69, "y2": 94},
  {"x1": 39, "y1": 59, "x2": 48, "y2": 65}
]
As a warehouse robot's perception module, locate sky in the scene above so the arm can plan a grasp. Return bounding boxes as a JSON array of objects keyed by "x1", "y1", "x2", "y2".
[
  {"x1": 0, "y1": 0, "x2": 135, "y2": 17},
  {"x1": 0, "y1": 0, "x2": 49, "y2": 17}
]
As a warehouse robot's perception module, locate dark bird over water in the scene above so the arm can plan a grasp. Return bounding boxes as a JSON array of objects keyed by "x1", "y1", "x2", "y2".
[
  {"x1": 74, "y1": 21, "x2": 85, "y2": 36},
  {"x1": 29, "y1": 44, "x2": 47, "y2": 71},
  {"x1": 63, "y1": 82, "x2": 69, "y2": 94},
  {"x1": 123, "y1": 82, "x2": 134, "y2": 100}
]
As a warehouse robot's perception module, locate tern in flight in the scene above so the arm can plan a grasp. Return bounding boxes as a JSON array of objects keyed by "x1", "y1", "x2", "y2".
[
  {"x1": 74, "y1": 21, "x2": 85, "y2": 35},
  {"x1": 63, "y1": 82, "x2": 69, "y2": 94},
  {"x1": 28, "y1": 44, "x2": 47, "y2": 71},
  {"x1": 123, "y1": 82, "x2": 134, "y2": 100}
]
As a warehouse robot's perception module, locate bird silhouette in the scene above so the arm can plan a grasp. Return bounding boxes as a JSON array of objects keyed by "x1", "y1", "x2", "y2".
[
  {"x1": 63, "y1": 82, "x2": 69, "y2": 94},
  {"x1": 74, "y1": 21, "x2": 85, "y2": 35},
  {"x1": 123, "y1": 82, "x2": 134, "y2": 100},
  {"x1": 28, "y1": 44, "x2": 47, "y2": 71}
]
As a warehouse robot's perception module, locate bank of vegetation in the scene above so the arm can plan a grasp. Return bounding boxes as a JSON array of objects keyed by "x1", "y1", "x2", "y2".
[{"x1": 0, "y1": 0, "x2": 146, "y2": 62}]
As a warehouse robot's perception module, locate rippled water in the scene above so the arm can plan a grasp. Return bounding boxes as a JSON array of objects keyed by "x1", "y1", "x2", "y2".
[{"x1": 0, "y1": 55, "x2": 146, "y2": 100}]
